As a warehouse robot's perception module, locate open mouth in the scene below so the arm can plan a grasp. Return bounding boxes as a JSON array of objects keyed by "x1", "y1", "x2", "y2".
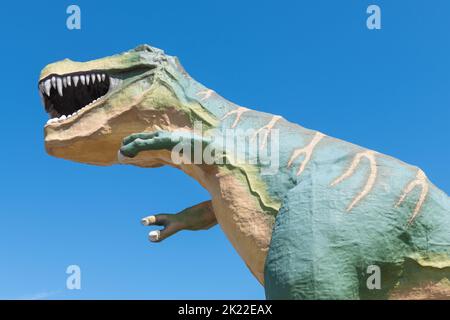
[{"x1": 38, "y1": 71, "x2": 121, "y2": 125}]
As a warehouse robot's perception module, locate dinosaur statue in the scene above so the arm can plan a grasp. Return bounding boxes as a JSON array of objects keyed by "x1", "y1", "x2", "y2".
[{"x1": 38, "y1": 44, "x2": 450, "y2": 299}]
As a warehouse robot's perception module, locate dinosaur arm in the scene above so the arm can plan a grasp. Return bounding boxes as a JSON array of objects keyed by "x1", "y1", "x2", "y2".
[
  {"x1": 120, "y1": 131, "x2": 217, "y2": 242},
  {"x1": 142, "y1": 200, "x2": 217, "y2": 242}
]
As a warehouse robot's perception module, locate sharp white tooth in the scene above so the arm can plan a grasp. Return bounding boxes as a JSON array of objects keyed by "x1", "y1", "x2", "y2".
[
  {"x1": 39, "y1": 84, "x2": 46, "y2": 102},
  {"x1": 101, "y1": 74, "x2": 106, "y2": 81},
  {"x1": 51, "y1": 76, "x2": 56, "y2": 88},
  {"x1": 59, "y1": 115, "x2": 67, "y2": 121},
  {"x1": 63, "y1": 77, "x2": 67, "y2": 88},
  {"x1": 148, "y1": 230, "x2": 160, "y2": 242},
  {"x1": 56, "y1": 77, "x2": 63, "y2": 96},
  {"x1": 110, "y1": 78, "x2": 122, "y2": 90},
  {"x1": 39, "y1": 90, "x2": 45, "y2": 106},
  {"x1": 80, "y1": 75, "x2": 85, "y2": 85},
  {"x1": 109, "y1": 78, "x2": 115, "y2": 90},
  {"x1": 67, "y1": 114, "x2": 72, "y2": 118},
  {"x1": 91, "y1": 74, "x2": 96, "y2": 83},
  {"x1": 67, "y1": 76, "x2": 72, "y2": 86},
  {"x1": 44, "y1": 79, "x2": 51, "y2": 96},
  {"x1": 86, "y1": 75, "x2": 90, "y2": 85},
  {"x1": 73, "y1": 76, "x2": 79, "y2": 87},
  {"x1": 72, "y1": 112, "x2": 77, "y2": 116},
  {"x1": 97, "y1": 74, "x2": 101, "y2": 82}
]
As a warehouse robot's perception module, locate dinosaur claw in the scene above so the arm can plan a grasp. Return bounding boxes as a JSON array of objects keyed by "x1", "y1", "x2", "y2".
[
  {"x1": 148, "y1": 230, "x2": 160, "y2": 242},
  {"x1": 142, "y1": 216, "x2": 156, "y2": 226},
  {"x1": 117, "y1": 150, "x2": 132, "y2": 163},
  {"x1": 119, "y1": 147, "x2": 136, "y2": 158}
]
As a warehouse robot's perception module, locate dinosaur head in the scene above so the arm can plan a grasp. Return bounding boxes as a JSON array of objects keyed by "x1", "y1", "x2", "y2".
[{"x1": 39, "y1": 44, "x2": 213, "y2": 166}]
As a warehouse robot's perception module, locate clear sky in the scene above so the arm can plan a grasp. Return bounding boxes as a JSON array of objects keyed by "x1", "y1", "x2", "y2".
[{"x1": 0, "y1": 0, "x2": 448, "y2": 299}]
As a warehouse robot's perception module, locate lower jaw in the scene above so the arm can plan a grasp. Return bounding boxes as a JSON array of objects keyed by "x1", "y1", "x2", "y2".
[
  {"x1": 46, "y1": 98, "x2": 104, "y2": 125},
  {"x1": 44, "y1": 97, "x2": 106, "y2": 127},
  {"x1": 44, "y1": 129, "x2": 122, "y2": 166}
]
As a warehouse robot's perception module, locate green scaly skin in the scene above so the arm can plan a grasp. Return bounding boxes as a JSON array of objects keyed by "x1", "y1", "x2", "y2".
[{"x1": 39, "y1": 45, "x2": 450, "y2": 299}]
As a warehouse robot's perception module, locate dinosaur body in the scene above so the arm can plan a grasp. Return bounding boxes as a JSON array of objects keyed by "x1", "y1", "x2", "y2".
[{"x1": 39, "y1": 45, "x2": 450, "y2": 299}]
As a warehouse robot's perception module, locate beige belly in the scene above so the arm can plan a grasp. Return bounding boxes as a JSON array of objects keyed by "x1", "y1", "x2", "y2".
[{"x1": 203, "y1": 169, "x2": 275, "y2": 285}]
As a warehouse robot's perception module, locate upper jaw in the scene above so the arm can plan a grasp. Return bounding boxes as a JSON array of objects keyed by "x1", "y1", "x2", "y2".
[
  {"x1": 38, "y1": 64, "x2": 158, "y2": 127},
  {"x1": 38, "y1": 70, "x2": 122, "y2": 126}
]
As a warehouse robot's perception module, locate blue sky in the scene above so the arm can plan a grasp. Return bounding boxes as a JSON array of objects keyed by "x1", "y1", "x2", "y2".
[{"x1": 0, "y1": 0, "x2": 448, "y2": 299}]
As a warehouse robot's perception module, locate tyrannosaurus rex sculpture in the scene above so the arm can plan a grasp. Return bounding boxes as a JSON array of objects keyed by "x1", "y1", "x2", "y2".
[{"x1": 39, "y1": 44, "x2": 450, "y2": 299}]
